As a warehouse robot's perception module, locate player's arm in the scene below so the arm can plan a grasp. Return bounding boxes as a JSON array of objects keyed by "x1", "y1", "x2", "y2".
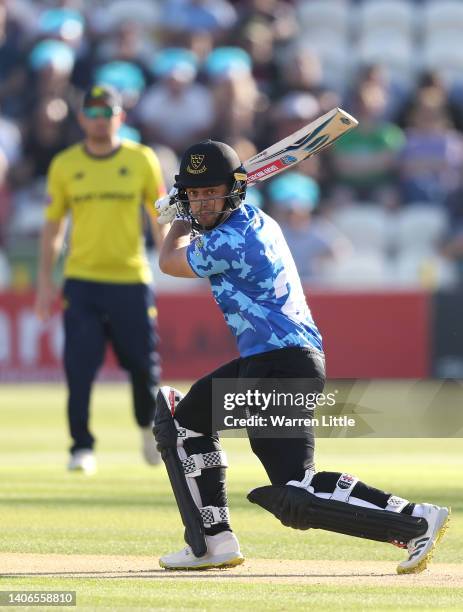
[
  {"x1": 35, "y1": 218, "x2": 67, "y2": 321},
  {"x1": 35, "y1": 155, "x2": 68, "y2": 321},
  {"x1": 159, "y1": 220, "x2": 198, "y2": 278}
]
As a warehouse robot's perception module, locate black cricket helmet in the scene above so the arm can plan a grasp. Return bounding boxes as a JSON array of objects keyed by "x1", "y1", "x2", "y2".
[{"x1": 174, "y1": 140, "x2": 247, "y2": 231}]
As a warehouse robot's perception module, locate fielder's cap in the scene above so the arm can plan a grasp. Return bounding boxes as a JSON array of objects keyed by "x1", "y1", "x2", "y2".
[
  {"x1": 94, "y1": 61, "x2": 146, "y2": 96},
  {"x1": 38, "y1": 8, "x2": 84, "y2": 42},
  {"x1": 176, "y1": 140, "x2": 244, "y2": 188},
  {"x1": 152, "y1": 48, "x2": 198, "y2": 81},
  {"x1": 204, "y1": 47, "x2": 252, "y2": 81},
  {"x1": 29, "y1": 39, "x2": 75, "y2": 73},
  {"x1": 268, "y1": 172, "x2": 320, "y2": 210},
  {"x1": 83, "y1": 84, "x2": 122, "y2": 110}
]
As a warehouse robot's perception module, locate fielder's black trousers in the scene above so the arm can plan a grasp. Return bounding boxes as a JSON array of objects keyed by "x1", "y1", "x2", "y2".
[
  {"x1": 63, "y1": 279, "x2": 161, "y2": 453},
  {"x1": 174, "y1": 346, "x2": 326, "y2": 485}
]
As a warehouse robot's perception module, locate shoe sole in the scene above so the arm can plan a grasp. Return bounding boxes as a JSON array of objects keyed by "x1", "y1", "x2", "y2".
[
  {"x1": 397, "y1": 508, "x2": 451, "y2": 575},
  {"x1": 159, "y1": 555, "x2": 245, "y2": 571}
]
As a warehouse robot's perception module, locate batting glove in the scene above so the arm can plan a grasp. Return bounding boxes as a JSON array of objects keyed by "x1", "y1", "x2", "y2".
[{"x1": 155, "y1": 187, "x2": 178, "y2": 225}]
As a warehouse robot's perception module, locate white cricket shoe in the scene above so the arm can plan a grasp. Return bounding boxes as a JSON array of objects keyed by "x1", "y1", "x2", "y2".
[
  {"x1": 141, "y1": 425, "x2": 161, "y2": 466},
  {"x1": 67, "y1": 449, "x2": 96, "y2": 475},
  {"x1": 397, "y1": 504, "x2": 450, "y2": 574},
  {"x1": 159, "y1": 531, "x2": 244, "y2": 570}
]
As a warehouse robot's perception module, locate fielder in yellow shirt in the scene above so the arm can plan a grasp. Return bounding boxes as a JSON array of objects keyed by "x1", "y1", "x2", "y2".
[{"x1": 35, "y1": 84, "x2": 168, "y2": 473}]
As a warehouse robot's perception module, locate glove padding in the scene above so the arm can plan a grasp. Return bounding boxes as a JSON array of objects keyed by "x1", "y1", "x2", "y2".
[{"x1": 155, "y1": 187, "x2": 178, "y2": 225}]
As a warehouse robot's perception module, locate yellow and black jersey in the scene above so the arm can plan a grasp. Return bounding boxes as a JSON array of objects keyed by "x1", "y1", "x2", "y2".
[{"x1": 45, "y1": 140, "x2": 166, "y2": 283}]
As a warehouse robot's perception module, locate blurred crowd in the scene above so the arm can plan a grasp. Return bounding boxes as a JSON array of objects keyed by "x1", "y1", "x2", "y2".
[{"x1": 1, "y1": 0, "x2": 463, "y2": 291}]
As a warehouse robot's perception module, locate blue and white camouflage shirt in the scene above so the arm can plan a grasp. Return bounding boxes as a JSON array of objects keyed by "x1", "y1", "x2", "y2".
[{"x1": 186, "y1": 203, "x2": 323, "y2": 357}]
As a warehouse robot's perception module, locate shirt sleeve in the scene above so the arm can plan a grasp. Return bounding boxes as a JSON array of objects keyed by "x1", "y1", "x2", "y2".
[
  {"x1": 44, "y1": 156, "x2": 68, "y2": 221},
  {"x1": 186, "y1": 231, "x2": 232, "y2": 278},
  {"x1": 142, "y1": 146, "x2": 166, "y2": 218}
]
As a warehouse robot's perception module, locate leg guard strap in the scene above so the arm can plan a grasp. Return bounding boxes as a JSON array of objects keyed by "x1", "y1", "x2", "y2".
[
  {"x1": 288, "y1": 470, "x2": 360, "y2": 503},
  {"x1": 289, "y1": 469, "x2": 409, "y2": 513},
  {"x1": 200, "y1": 506, "x2": 230, "y2": 527},
  {"x1": 183, "y1": 451, "x2": 228, "y2": 477},
  {"x1": 330, "y1": 473, "x2": 359, "y2": 502},
  {"x1": 248, "y1": 485, "x2": 428, "y2": 545}
]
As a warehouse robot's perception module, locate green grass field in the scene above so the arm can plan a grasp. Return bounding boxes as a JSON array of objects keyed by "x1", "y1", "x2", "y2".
[{"x1": 0, "y1": 384, "x2": 461, "y2": 611}]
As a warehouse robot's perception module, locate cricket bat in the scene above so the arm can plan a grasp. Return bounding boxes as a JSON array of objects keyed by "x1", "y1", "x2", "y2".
[{"x1": 243, "y1": 107, "x2": 358, "y2": 186}]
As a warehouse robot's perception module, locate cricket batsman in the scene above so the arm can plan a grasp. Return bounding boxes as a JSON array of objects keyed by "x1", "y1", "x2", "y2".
[{"x1": 153, "y1": 139, "x2": 450, "y2": 573}]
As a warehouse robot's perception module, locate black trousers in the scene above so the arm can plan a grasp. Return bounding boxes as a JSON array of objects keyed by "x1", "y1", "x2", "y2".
[
  {"x1": 63, "y1": 279, "x2": 161, "y2": 453},
  {"x1": 174, "y1": 347, "x2": 415, "y2": 538},
  {"x1": 175, "y1": 346, "x2": 326, "y2": 486}
]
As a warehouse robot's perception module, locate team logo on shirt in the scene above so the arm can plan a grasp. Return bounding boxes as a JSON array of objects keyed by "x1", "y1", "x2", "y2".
[
  {"x1": 187, "y1": 154, "x2": 207, "y2": 174},
  {"x1": 194, "y1": 236, "x2": 204, "y2": 255}
]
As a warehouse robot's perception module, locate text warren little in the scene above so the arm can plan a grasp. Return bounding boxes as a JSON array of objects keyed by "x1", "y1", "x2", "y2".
[{"x1": 223, "y1": 415, "x2": 356, "y2": 427}]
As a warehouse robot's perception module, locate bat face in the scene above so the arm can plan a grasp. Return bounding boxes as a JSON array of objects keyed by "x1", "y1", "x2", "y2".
[{"x1": 244, "y1": 108, "x2": 358, "y2": 185}]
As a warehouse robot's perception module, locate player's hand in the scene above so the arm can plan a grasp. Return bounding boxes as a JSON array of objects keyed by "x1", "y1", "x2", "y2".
[
  {"x1": 35, "y1": 281, "x2": 58, "y2": 322},
  {"x1": 155, "y1": 188, "x2": 178, "y2": 225}
]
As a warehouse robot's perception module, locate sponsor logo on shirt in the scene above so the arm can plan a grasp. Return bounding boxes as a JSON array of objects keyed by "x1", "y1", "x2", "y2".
[{"x1": 70, "y1": 191, "x2": 136, "y2": 204}]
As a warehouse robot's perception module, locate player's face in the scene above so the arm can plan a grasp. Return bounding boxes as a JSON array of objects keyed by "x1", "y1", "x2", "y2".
[
  {"x1": 186, "y1": 184, "x2": 229, "y2": 228},
  {"x1": 79, "y1": 106, "x2": 124, "y2": 141}
]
